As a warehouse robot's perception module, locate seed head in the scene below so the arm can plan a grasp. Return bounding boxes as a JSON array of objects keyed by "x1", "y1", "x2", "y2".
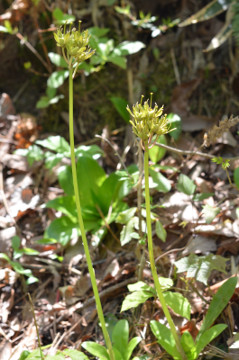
[
  {"x1": 127, "y1": 94, "x2": 170, "y2": 146},
  {"x1": 54, "y1": 21, "x2": 95, "y2": 75}
]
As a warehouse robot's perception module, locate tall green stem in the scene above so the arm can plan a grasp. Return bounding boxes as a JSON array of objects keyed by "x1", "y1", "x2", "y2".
[
  {"x1": 144, "y1": 142, "x2": 187, "y2": 360},
  {"x1": 68, "y1": 68, "x2": 115, "y2": 360}
]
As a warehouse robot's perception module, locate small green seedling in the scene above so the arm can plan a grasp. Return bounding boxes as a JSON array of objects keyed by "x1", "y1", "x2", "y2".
[{"x1": 82, "y1": 319, "x2": 140, "y2": 360}]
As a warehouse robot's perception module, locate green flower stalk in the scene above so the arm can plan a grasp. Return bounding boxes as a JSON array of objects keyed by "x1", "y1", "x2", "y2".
[
  {"x1": 127, "y1": 95, "x2": 187, "y2": 360},
  {"x1": 54, "y1": 23, "x2": 114, "y2": 360}
]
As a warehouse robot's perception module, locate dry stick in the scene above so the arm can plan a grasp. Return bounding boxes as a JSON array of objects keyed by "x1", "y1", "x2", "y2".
[
  {"x1": 156, "y1": 142, "x2": 239, "y2": 161},
  {"x1": 28, "y1": 293, "x2": 44, "y2": 360}
]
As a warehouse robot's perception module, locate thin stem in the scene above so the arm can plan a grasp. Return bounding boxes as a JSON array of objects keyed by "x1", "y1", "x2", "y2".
[
  {"x1": 28, "y1": 293, "x2": 44, "y2": 360},
  {"x1": 68, "y1": 68, "x2": 115, "y2": 360},
  {"x1": 143, "y1": 142, "x2": 187, "y2": 360}
]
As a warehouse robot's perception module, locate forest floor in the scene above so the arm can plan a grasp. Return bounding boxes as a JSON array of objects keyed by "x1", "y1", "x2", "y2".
[{"x1": 1, "y1": 1, "x2": 239, "y2": 359}]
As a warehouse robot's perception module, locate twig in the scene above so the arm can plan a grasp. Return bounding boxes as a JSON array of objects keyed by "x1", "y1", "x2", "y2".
[{"x1": 156, "y1": 142, "x2": 239, "y2": 161}]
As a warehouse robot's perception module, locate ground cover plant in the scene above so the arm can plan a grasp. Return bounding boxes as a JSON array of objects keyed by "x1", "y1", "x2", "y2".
[{"x1": 1, "y1": 1, "x2": 239, "y2": 360}]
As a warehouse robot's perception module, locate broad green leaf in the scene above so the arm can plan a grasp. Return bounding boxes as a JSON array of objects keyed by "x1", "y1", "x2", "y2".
[
  {"x1": 202, "y1": 204, "x2": 220, "y2": 223},
  {"x1": 36, "y1": 135, "x2": 70, "y2": 154},
  {"x1": 150, "y1": 321, "x2": 182, "y2": 360},
  {"x1": 75, "y1": 144, "x2": 103, "y2": 160},
  {"x1": 58, "y1": 165, "x2": 74, "y2": 196},
  {"x1": 176, "y1": 174, "x2": 196, "y2": 195},
  {"x1": 45, "y1": 354, "x2": 65, "y2": 360},
  {"x1": 155, "y1": 221, "x2": 167, "y2": 242},
  {"x1": 89, "y1": 27, "x2": 110, "y2": 38},
  {"x1": 121, "y1": 290, "x2": 154, "y2": 312},
  {"x1": 196, "y1": 324, "x2": 227, "y2": 356},
  {"x1": 36, "y1": 94, "x2": 64, "y2": 108},
  {"x1": 46, "y1": 196, "x2": 77, "y2": 223},
  {"x1": 108, "y1": 54, "x2": 126, "y2": 69},
  {"x1": 44, "y1": 152, "x2": 64, "y2": 169},
  {"x1": 127, "y1": 281, "x2": 155, "y2": 293},
  {"x1": 167, "y1": 113, "x2": 182, "y2": 140},
  {"x1": 48, "y1": 52, "x2": 68, "y2": 68},
  {"x1": 19, "y1": 350, "x2": 30, "y2": 360},
  {"x1": 158, "y1": 277, "x2": 174, "y2": 290},
  {"x1": 164, "y1": 292, "x2": 191, "y2": 320},
  {"x1": 76, "y1": 157, "x2": 106, "y2": 208},
  {"x1": 21, "y1": 145, "x2": 44, "y2": 165},
  {"x1": 112, "y1": 320, "x2": 129, "y2": 359},
  {"x1": 63, "y1": 349, "x2": 89, "y2": 360},
  {"x1": 112, "y1": 347, "x2": 124, "y2": 360},
  {"x1": 193, "y1": 192, "x2": 214, "y2": 201},
  {"x1": 126, "y1": 337, "x2": 141, "y2": 360},
  {"x1": 116, "y1": 207, "x2": 137, "y2": 224},
  {"x1": 180, "y1": 332, "x2": 197, "y2": 360},
  {"x1": 82, "y1": 341, "x2": 109, "y2": 360},
  {"x1": 115, "y1": 41, "x2": 145, "y2": 56},
  {"x1": 149, "y1": 135, "x2": 167, "y2": 163},
  {"x1": 197, "y1": 276, "x2": 237, "y2": 336},
  {"x1": 179, "y1": 0, "x2": 232, "y2": 27},
  {"x1": 47, "y1": 70, "x2": 69, "y2": 88},
  {"x1": 24, "y1": 348, "x2": 43, "y2": 359},
  {"x1": 234, "y1": 167, "x2": 239, "y2": 189},
  {"x1": 149, "y1": 168, "x2": 171, "y2": 193},
  {"x1": 110, "y1": 96, "x2": 130, "y2": 122},
  {"x1": 119, "y1": 216, "x2": 140, "y2": 246},
  {"x1": 174, "y1": 254, "x2": 227, "y2": 285},
  {"x1": 53, "y1": 7, "x2": 75, "y2": 24},
  {"x1": 44, "y1": 216, "x2": 78, "y2": 246}
]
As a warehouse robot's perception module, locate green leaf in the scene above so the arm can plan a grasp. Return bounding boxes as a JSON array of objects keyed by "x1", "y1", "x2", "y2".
[
  {"x1": 112, "y1": 320, "x2": 129, "y2": 359},
  {"x1": 180, "y1": 332, "x2": 197, "y2": 360},
  {"x1": 174, "y1": 254, "x2": 227, "y2": 285},
  {"x1": 197, "y1": 276, "x2": 237, "y2": 336},
  {"x1": 45, "y1": 354, "x2": 65, "y2": 360},
  {"x1": 149, "y1": 168, "x2": 171, "y2": 193},
  {"x1": 62, "y1": 349, "x2": 89, "y2": 360},
  {"x1": 193, "y1": 192, "x2": 214, "y2": 201},
  {"x1": 108, "y1": 54, "x2": 127, "y2": 69},
  {"x1": 149, "y1": 135, "x2": 167, "y2": 163},
  {"x1": 202, "y1": 204, "x2": 220, "y2": 223},
  {"x1": 36, "y1": 135, "x2": 70, "y2": 154},
  {"x1": 205, "y1": 21, "x2": 232, "y2": 52},
  {"x1": 196, "y1": 324, "x2": 227, "y2": 356},
  {"x1": 116, "y1": 207, "x2": 137, "y2": 224},
  {"x1": 155, "y1": 221, "x2": 167, "y2": 242},
  {"x1": 44, "y1": 152, "x2": 64, "y2": 169},
  {"x1": 11, "y1": 235, "x2": 20, "y2": 250},
  {"x1": 167, "y1": 113, "x2": 182, "y2": 140},
  {"x1": 179, "y1": 0, "x2": 232, "y2": 27},
  {"x1": 18, "y1": 350, "x2": 30, "y2": 360},
  {"x1": 121, "y1": 290, "x2": 154, "y2": 312},
  {"x1": 75, "y1": 144, "x2": 103, "y2": 160},
  {"x1": 47, "y1": 70, "x2": 69, "y2": 88},
  {"x1": 76, "y1": 157, "x2": 106, "y2": 208},
  {"x1": 163, "y1": 292, "x2": 191, "y2": 320},
  {"x1": 46, "y1": 196, "x2": 77, "y2": 223},
  {"x1": 126, "y1": 337, "x2": 141, "y2": 360},
  {"x1": 150, "y1": 321, "x2": 182, "y2": 360},
  {"x1": 119, "y1": 217, "x2": 139, "y2": 246},
  {"x1": 44, "y1": 216, "x2": 78, "y2": 246},
  {"x1": 127, "y1": 281, "x2": 155, "y2": 293},
  {"x1": 53, "y1": 8, "x2": 75, "y2": 25},
  {"x1": 48, "y1": 52, "x2": 68, "y2": 68},
  {"x1": 82, "y1": 341, "x2": 109, "y2": 360},
  {"x1": 234, "y1": 167, "x2": 239, "y2": 189},
  {"x1": 176, "y1": 174, "x2": 196, "y2": 195},
  {"x1": 27, "y1": 145, "x2": 44, "y2": 165},
  {"x1": 36, "y1": 94, "x2": 64, "y2": 108},
  {"x1": 110, "y1": 96, "x2": 130, "y2": 122}
]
